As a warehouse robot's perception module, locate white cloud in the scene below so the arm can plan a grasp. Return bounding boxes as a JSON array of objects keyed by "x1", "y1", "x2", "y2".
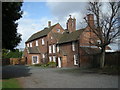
[
  {"x1": 46, "y1": 2, "x2": 88, "y2": 29},
  {"x1": 17, "y1": 13, "x2": 60, "y2": 48},
  {"x1": 17, "y1": 2, "x2": 89, "y2": 49}
]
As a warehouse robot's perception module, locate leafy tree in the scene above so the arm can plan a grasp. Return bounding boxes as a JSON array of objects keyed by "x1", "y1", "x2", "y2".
[
  {"x1": 85, "y1": 2, "x2": 120, "y2": 68},
  {"x1": 2, "y1": 49, "x2": 23, "y2": 58},
  {"x1": 2, "y1": 2, "x2": 23, "y2": 50}
]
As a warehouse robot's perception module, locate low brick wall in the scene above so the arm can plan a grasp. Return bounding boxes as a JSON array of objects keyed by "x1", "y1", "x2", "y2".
[
  {"x1": 2, "y1": 58, "x2": 10, "y2": 65},
  {"x1": 10, "y1": 58, "x2": 21, "y2": 65}
]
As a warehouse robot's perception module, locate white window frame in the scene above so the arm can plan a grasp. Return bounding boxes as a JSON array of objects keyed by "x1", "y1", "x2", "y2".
[
  {"x1": 57, "y1": 45, "x2": 60, "y2": 52},
  {"x1": 42, "y1": 54, "x2": 45, "y2": 59},
  {"x1": 49, "y1": 45, "x2": 52, "y2": 53},
  {"x1": 42, "y1": 38, "x2": 45, "y2": 45},
  {"x1": 53, "y1": 56, "x2": 56, "y2": 62},
  {"x1": 74, "y1": 54, "x2": 78, "y2": 65},
  {"x1": 51, "y1": 36, "x2": 53, "y2": 39},
  {"x1": 36, "y1": 40, "x2": 38, "y2": 46},
  {"x1": 27, "y1": 43, "x2": 29, "y2": 47},
  {"x1": 57, "y1": 29, "x2": 60, "y2": 32},
  {"x1": 53, "y1": 44, "x2": 56, "y2": 53},
  {"x1": 49, "y1": 56, "x2": 52, "y2": 62},
  {"x1": 32, "y1": 56, "x2": 39, "y2": 64},
  {"x1": 30, "y1": 42, "x2": 32, "y2": 47},
  {"x1": 72, "y1": 42, "x2": 75, "y2": 51}
]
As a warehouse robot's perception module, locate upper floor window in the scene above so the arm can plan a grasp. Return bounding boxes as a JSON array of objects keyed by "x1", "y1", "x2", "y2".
[
  {"x1": 53, "y1": 44, "x2": 56, "y2": 53},
  {"x1": 49, "y1": 45, "x2": 52, "y2": 53},
  {"x1": 27, "y1": 43, "x2": 29, "y2": 47},
  {"x1": 51, "y1": 36, "x2": 53, "y2": 39},
  {"x1": 42, "y1": 39, "x2": 45, "y2": 45},
  {"x1": 57, "y1": 29, "x2": 60, "y2": 32},
  {"x1": 42, "y1": 54, "x2": 45, "y2": 59},
  {"x1": 72, "y1": 42, "x2": 75, "y2": 51},
  {"x1": 74, "y1": 54, "x2": 78, "y2": 65},
  {"x1": 36, "y1": 40, "x2": 38, "y2": 46},
  {"x1": 57, "y1": 45, "x2": 60, "y2": 52},
  {"x1": 30, "y1": 42, "x2": 32, "y2": 47}
]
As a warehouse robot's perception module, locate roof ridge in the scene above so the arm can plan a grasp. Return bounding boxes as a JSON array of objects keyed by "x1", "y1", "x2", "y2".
[
  {"x1": 26, "y1": 23, "x2": 58, "y2": 43},
  {"x1": 33, "y1": 23, "x2": 58, "y2": 35}
]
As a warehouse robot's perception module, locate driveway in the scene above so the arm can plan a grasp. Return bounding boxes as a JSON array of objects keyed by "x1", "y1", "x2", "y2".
[{"x1": 3, "y1": 65, "x2": 118, "y2": 88}]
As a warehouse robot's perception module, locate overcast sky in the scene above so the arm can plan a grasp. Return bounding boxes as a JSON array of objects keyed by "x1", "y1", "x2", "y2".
[{"x1": 16, "y1": 1, "x2": 119, "y2": 50}]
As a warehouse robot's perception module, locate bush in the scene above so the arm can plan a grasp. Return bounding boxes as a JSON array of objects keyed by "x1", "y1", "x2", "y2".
[
  {"x1": 2, "y1": 49, "x2": 23, "y2": 59},
  {"x1": 34, "y1": 64, "x2": 41, "y2": 66},
  {"x1": 33, "y1": 62, "x2": 56, "y2": 68},
  {"x1": 47, "y1": 62, "x2": 56, "y2": 68}
]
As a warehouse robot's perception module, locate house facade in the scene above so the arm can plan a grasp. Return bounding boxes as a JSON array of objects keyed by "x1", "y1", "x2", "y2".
[{"x1": 24, "y1": 14, "x2": 110, "y2": 68}]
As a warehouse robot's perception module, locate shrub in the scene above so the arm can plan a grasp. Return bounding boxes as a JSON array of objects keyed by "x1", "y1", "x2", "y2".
[
  {"x1": 34, "y1": 64, "x2": 41, "y2": 66},
  {"x1": 47, "y1": 61, "x2": 56, "y2": 68}
]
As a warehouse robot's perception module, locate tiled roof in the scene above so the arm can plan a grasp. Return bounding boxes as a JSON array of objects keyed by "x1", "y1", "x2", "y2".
[
  {"x1": 26, "y1": 24, "x2": 57, "y2": 43},
  {"x1": 58, "y1": 29, "x2": 84, "y2": 44},
  {"x1": 27, "y1": 46, "x2": 40, "y2": 54},
  {"x1": 51, "y1": 32, "x2": 63, "y2": 40}
]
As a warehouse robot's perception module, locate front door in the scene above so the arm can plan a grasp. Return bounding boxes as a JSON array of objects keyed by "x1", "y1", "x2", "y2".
[{"x1": 58, "y1": 57, "x2": 61, "y2": 68}]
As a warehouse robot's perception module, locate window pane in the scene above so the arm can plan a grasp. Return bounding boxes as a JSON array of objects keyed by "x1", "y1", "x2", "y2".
[
  {"x1": 72, "y1": 42, "x2": 75, "y2": 51},
  {"x1": 53, "y1": 44, "x2": 56, "y2": 53},
  {"x1": 36, "y1": 40, "x2": 38, "y2": 46},
  {"x1": 53, "y1": 56, "x2": 56, "y2": 62},
  {"x1": 33, "y1": 56, "x2": 38, "y2": 64},
  {"x1": 57, "y1": 45, "x2": 60, "y2": 52},
  {"x1": 49, "y1": 45, "x2": 52, "y2": 53},
  {"x1": 42, "y1": 39, "x2": 45, "y2": 45},
  {"x1": 49, "y1": 56, "x2": 52, "y2": 62}
]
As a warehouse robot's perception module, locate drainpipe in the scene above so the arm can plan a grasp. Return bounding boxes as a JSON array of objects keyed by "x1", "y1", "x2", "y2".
[{"x1": 78, "y1": 39, "x2": 80, "y2": 67}]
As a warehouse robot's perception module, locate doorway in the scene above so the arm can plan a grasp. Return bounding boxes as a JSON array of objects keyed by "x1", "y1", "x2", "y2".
[{"x1": 58, "y1": 57, "x2": 61, "y2": 68}]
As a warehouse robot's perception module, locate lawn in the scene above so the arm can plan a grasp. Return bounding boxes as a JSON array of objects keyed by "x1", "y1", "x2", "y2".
[{"x1": 1, "y1": 78, "x2": 22, "y2": 89}]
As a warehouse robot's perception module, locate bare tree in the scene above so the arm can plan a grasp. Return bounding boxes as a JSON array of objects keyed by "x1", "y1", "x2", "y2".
[{"x1": 84, "y1": 1, "x2": 120, "y2": 68}]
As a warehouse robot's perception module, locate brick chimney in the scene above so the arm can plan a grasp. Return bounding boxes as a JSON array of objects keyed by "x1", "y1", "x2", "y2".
[
  {"x1": 87, "y1": 14, "x2": 94, "y2": 28},
  {"x1": 48, "y1": 21, "x2": 51, "y2": 27},
  {"x1": 66, "y1": 15, "x2": 76, "y2": 33}
]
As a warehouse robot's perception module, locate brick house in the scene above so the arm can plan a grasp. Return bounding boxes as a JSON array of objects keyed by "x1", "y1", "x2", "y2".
[{"x1": 24, "y1": 14, "x2": 110, "y2": 68}]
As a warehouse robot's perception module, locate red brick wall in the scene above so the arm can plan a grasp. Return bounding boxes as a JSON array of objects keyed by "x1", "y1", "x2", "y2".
[
  {"x1": 59, "y1": 41, "x2": 79, "y2": 67},
  {"x1": 26, "y1": 54, "x2": 41, "y2": 65}
]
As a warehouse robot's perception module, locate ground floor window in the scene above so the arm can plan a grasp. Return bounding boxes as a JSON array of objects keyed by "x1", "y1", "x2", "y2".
[
  {"x1": 49, "y1": 56, "x2": 52, "y2": 62},
  {"x1": 74, "y1": 54, "x2": 78, "y2": 65},
  {"x1": 53, "y1": 56, "x2": 56, "y2": 62},
  {"x1": 32, "y1": 56, "x2": 39, "y2": 64}
]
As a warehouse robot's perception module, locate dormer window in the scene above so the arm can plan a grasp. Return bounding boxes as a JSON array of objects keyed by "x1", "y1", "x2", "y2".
[
  {"x1": 57, "y1": 29, "x2": 60, "y2": 32},
  {"x1": 42, "y1": 39, "x2": 45, "y2": 45}
]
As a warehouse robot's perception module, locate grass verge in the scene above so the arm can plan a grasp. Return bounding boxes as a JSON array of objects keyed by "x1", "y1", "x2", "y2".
[{"x1": 1, "y1": 78, "x2": 22, "y2": 89}]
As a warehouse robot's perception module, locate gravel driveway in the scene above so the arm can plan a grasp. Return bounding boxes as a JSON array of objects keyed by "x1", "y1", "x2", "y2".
[{"x1": 3, "y1": 65, "x2": 118, "y2": 88}]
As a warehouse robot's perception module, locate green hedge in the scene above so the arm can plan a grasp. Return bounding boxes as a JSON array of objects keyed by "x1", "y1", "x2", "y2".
[{"x1": 2, "y1": 49, "x2": 23, "y2": 58}]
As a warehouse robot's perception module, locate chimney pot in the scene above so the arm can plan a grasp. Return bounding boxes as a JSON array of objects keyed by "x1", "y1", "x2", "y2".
[{"x1": 48, "y1": 21, "x2": 51, "y2": 27}]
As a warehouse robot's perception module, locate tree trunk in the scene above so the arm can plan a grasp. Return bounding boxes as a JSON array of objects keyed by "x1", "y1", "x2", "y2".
[{"x1": 100, "y1": 47, "x2": 106, "y2": 68}]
